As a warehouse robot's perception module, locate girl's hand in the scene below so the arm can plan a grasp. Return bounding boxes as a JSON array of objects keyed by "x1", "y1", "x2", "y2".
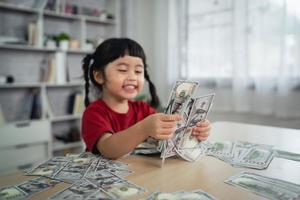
[
  {"x1": 142, "y1": 113, "x2": 182, "y2": 140},
  {"x1": 191, "y1": 120, "x2": 211, "y2": 141}
]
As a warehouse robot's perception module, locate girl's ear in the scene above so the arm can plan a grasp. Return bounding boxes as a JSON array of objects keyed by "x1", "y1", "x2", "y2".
[{"x1": 93, "y1": 70, "x2": 104, "y2": 84}]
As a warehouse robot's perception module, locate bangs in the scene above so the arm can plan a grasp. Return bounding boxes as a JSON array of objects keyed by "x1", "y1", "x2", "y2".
[{"x1": 94, "y1": 38, "x2": 146, "y2": 67}]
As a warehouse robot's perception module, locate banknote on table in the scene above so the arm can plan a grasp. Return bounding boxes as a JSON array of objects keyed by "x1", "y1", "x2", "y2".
[
  {"x1": 132, "y1": 138, "x2": 160, "y2": 155},
  {"x1": 84, "y1": 169, "x2": 125, "y2": 187},
  {"x1": 16, "y1": 177, "x2": 60, "y2": 196},
  {"x1": 26, "y1": 158, "x2": 68, "y2": 178},
  {"x1": 207, "y1": 141, "x2": 274, "y2": 169},
  {"x1": 26, "y1": 152, "x2": 97, "y2": 183},
  {"x1": 48, "y1": 179, "x2": 102, "y2": 200},
  {"x1": 0, "y1": 186, "x2": 28, "y2": 200},
  {"x1": 231, "y1": 143, "x2": 274, "y2": 169},
  {"x1": 143, "y1": 189, "x2": 217, "y2": 200},
  {"x1": 101, "y1": 180, "x2": 146, "y2": 199},
  {"x1": 274, "y1": 149, "x2": 300, "y2": 162},
  {"x1": 94, "y1": 166, "x2": 133, "y2": 178},
  {"x1": 52, "y1": 152, "x2": 96, "y2": 183},
  {"x1": 159, "y1": 80, "x2": 199, "y2": 164},
  {"x1": 225, "y1": 171, "x2": 300, "y2": 200},
  {"x1": 0, "y1": 177, "x2": 60, "y2": 200},
  {"x1": 96, "y1": 157, "x2": 129, "y2": 170},
  {"x1": 206, "y1": 140, "x2": 235, "y2": 162}
]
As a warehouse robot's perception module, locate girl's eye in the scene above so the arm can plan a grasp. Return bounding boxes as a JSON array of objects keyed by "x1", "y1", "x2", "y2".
[
  {"x1": 118, "y1": 69, "x2": 127, "y2": 72},
  {"x1": 135, "y1": 70, "x2": 143, "y2": 74}
]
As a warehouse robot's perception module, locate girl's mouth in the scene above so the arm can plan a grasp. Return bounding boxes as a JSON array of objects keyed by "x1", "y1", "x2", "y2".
[{"x1": 123, "y1": 84, "x2": 137, "y2": 93}]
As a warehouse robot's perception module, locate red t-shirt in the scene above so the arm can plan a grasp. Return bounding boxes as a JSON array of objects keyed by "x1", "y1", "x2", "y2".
[{"x1": 82, "y1": 99, "x2": 156, "y2": 153}]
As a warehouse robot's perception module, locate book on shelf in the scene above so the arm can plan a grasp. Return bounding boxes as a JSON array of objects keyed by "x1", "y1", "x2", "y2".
[
  {"x1": 67, "y1": 91, "x2": 84, "y2": 115},
  {"x1": 44, "y1": 94, "x2": 54, "y2": 118},
  {"x1": 0, "y1": 104, "x2": 6, "y2": 126},
  {"x1": 30, "y1": 89, "x2": 42, "y2": 119},
  {"x1": 55, "y1": 51, "x2": 67, "y2": 84},
  {"x1": 27, "y1": 22, "x2": 38, "y2": 46},
  {"x1": 15, "y1": 90, "x2": 33, "y2": 121},
  {"x1": 40, "y1": 55, "x2": 57, "y2": 83}
]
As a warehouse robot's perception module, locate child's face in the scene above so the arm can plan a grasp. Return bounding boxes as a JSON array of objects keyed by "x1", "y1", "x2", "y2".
[{"x1": 95, "y1": 55, "x2": 145, "y2": 101}]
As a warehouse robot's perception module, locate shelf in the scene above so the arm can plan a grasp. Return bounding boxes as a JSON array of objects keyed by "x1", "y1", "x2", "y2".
[
  {"x1": 0, "y1": 44, "x2": 56, "y2": 52},
  {"x1": 52, "y1": 141, "x2": 83, "y2": 151},
  {"x1": 0, "y1": 83, "x2": 42, "y2": 89},
  {"x1": 67, "y1": 49, "x2": 93, "y2": 54},
  {"x1": 0, "y1": 83, "x2": 84, "y2": 89},
  {"x1": 85, "y1": 16, "x2": 116, "y2": 25},
  {"x1": 50, "y1": 114, "x2": 82, "y2": 123},
  {"x1": 0, "y1": 44, "x2": 93, "y2": 54},
  {"x1": 44, "y1": 10, "x2": 81, "y2": 21},
  {"x1": 0, "y1": 2, "x2": 38, "y2": 14},
  {"x1": 44, "y1": 10, "x2": 115, "y2": 25},
  {"x1": 46, "y1": 82, "x2": 83, "y2": 88}
]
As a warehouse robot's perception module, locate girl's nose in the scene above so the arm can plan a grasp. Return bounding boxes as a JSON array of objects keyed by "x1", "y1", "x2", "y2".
[{"x1": 127, "y1": 70, "x2": 137, "y2": 81}]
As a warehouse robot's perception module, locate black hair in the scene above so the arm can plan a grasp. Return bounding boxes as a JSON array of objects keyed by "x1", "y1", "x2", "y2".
[{"x1": 82, "y1": 38, "x2": 160, "y2": 108}]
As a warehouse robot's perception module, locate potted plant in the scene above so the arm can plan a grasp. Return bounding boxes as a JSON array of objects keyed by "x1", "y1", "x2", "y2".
[{"x1": 56, "y1": 32, "x2": 71, "y2": 50}]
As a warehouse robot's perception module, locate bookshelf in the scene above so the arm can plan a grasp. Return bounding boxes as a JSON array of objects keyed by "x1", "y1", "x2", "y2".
[{"x1": 0, "y1": 0, "x2": 121, "y2": 157}]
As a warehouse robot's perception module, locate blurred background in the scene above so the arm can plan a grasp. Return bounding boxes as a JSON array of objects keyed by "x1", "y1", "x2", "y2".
[
  {"x1": 123, "y1": 0, "x2": 300, "y2": 129},
  {"x1": 0, "y1": 0, "x2": 299, "y2": 172}
]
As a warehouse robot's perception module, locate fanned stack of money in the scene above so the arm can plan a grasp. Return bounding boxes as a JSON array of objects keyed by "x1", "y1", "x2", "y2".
[
  {"x1": 225, "y1": 171, "x2": 300, "y2": 200},
  {"x1": 143, "y1": 189, "x2": 217, "y2": 200},
  {"x1": 157, "y1": 80, "x2": 215, "y2": 164},
  {"x1": 206, "y1": 141, "x2": 275, "y2": 169}
]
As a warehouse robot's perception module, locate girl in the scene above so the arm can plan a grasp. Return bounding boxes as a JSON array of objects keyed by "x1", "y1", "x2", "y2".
[{"x1": 81, "y1": 38, "x2": 211, "y2": 159}]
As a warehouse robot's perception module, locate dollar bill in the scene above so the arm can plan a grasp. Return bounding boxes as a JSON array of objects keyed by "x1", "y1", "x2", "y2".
[
  {"x1": 274, "y1": 149, "x2": 300, "y2": 162},
  {"x1": 164, "y1": 80, "x2": 199, "y2": 115},
  {"x1": 48, "y1": 179, "x2": 98, "y2": 200},
  {"x1": 101, "y1": 180, "x2": 146, "y2": 199},
  {"x1": 143, "y1": 189, "x2": 217, "y2": 200},
  {"x1": 232, "y1": 145, "x2": 274, "y2": 169},
  {"x1": 0, "y1": 186, "x2": 28, "y2": 200},
  {"x1": 160, "y1": 80, "x2": 199, "y2": 166},
  {"x1": 225, "y1": 171, "x2": 300, "y2": 200}
]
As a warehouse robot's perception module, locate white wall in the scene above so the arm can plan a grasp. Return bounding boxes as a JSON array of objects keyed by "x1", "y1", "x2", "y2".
[{"x1": 121, "y1": 0, "x2": 170, "y2": 104}]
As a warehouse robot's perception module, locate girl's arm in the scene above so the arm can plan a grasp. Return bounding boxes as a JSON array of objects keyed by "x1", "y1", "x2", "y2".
[{"x1": 96, "y1": 113, "x2": 181, "y2": 159}]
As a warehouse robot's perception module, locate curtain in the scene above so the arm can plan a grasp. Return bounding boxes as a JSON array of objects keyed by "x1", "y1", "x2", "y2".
[{"x1": 182, "y1": 0, "x2": 300, "y2": 118}]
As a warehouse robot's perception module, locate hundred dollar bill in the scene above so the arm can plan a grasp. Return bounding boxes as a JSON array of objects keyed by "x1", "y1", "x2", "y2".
[
  {"x1": 143, "y1": 189, "x2": 217, "y2": 200},
  {"x1": 225, "y1": 171, "x2": 300, "y2": 200},
  {"x1": 274, "y1": 149, "x2": 300, "y2": 162},
  {"x1": 232, "y1": 145, "x2": 274, "y2": 169},
  {"x1": 160, "y1": 80, "x2": 199, "y2": 166}
]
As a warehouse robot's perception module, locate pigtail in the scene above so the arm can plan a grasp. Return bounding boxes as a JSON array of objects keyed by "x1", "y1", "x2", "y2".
[
  {"x1": 82, "y1": 54, "x2": 93, "y2": 107},
  {"x1": 144, "y1": 69, "x2": 160, "y2": 108}
]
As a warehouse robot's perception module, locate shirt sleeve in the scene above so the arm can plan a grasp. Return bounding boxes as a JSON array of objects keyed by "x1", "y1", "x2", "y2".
[{"x1": 81, "y1": 107, "x2": 113, "y2": 152}]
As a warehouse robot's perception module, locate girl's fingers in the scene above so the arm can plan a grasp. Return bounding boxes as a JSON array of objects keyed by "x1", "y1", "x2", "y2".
[
  {"x1": 196, "y1": 119, "x2": 210, "y2": 127},
  {"x1": 161, "y1": 114, "x2": 182, "y2": 122},
  {"x1": 196, "y1": 135, "x2": 209, "y2": 141},
  {"x1": 161, "y1": 121, "x2": 177, "y2": 129},
  {"x1": 158, "y1": 127, "x2": 176, "y2": 135},
  {"x1": 157, "y1": 133, "x2": 173, "y2": 140},
  {"x1": 192, "y1": 126, "x2": 211, "y2": 135}
]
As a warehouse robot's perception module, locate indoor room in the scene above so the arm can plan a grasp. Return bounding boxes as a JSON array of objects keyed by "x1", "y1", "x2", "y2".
[{"x1": 0, "y1": 0, "x2": 299, "y2": 199}]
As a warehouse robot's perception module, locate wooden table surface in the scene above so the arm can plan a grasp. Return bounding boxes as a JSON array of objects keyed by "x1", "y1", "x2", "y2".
[{"x1": 1, "y1": 121, "x2": 300, "y2": 200}]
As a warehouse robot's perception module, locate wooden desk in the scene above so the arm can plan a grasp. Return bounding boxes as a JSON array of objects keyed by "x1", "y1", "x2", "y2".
[{"x1": 1, "y1": 121, "x2": 300, "y2": 200}]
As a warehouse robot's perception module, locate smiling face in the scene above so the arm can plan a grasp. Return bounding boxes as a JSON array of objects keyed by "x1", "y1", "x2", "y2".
[{"x1": 94, "y1": 55, "x2": 145, "y2": 103}]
